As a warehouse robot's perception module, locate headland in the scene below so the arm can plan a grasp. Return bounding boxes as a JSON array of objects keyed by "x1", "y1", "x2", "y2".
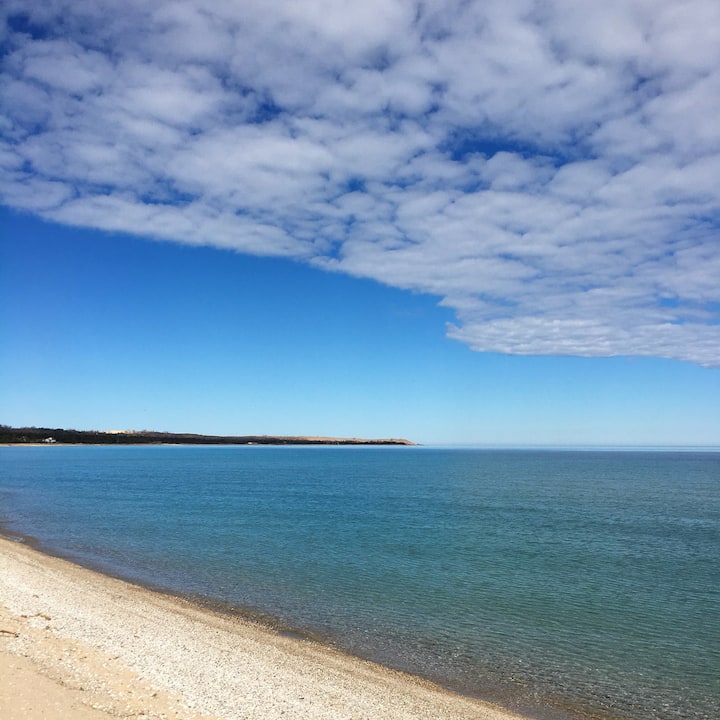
[{"x1": 0, "y1": 425, "x2": 416, "y2": 446}]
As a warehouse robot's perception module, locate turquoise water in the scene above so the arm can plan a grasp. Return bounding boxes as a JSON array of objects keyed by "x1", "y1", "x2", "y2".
[{"x1": 0, "y1": 446, "x2": 718, "y2": 720}]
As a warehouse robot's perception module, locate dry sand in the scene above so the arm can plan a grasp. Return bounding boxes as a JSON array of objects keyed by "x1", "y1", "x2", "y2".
[{"x1": 0, "y1": 536, "x2": 523, "y2": 720}]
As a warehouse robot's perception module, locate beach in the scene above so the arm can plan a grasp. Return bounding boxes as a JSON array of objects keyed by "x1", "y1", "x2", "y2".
[{"x1": 0, "y1": 536, "x2": 521, "y2": 720}]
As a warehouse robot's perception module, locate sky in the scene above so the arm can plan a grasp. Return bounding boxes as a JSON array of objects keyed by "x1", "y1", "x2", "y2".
[{"x1": 1, "y1": 0, "x2": 719, "y2": 445}]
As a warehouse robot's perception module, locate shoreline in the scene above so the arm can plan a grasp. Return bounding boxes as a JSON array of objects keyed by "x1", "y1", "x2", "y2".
[
  {"x1": 0, "y1": 443, "x2": 418, "y2": 449},
  {"x1": 0, "y1": 427, "x2": 417, "y2": 446},
  {"x1": 0, "y1": 535, "x2": 524, "y2": 720}
]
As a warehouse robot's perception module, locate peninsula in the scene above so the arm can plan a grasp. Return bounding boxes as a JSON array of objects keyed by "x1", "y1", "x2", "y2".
[{"x1": 0, "y1": 425, "x2": 416, "y2": 446}]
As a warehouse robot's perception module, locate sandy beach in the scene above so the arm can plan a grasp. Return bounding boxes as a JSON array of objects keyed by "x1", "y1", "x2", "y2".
[{"x1": 0, "y1": 536, "x2": 522, "y2": 720}]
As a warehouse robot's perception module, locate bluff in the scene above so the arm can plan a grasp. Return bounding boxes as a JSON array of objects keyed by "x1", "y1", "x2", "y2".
[{"x1": 0, "y1": 425, "x2": 416, "y2": 446}]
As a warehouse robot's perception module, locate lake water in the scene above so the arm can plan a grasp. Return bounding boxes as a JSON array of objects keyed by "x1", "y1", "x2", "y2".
[{"x1": 0, "y1": 446, "x2": 718, "y2": 720}]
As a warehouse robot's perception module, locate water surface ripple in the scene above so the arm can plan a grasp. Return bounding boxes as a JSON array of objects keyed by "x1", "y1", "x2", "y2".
[{"x1": 1, "y1": 446, "x2": 718, "y2": 720}]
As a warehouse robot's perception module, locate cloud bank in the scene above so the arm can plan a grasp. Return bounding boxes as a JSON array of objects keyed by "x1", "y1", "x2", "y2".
[{"x1": 2, "y1": 0, "x2": 719, "y2": 365}]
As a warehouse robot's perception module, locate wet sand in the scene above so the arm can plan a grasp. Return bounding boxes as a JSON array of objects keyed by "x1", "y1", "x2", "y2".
[{"x1": 0, "y1": 536, "x2": 523, "y2": 720}]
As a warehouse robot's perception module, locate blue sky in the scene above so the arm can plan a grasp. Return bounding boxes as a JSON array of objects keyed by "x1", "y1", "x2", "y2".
[
  {"x1": 1, "y1": 1, "x2": 719, "y2": 445},
  {"x1": 3, "y1": 207, "x2": 718, "y2": 445}
]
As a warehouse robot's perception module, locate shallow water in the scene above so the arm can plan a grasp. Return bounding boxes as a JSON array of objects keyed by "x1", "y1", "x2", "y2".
[{"x1": 1, "y1": 446, "x2": 718, "y2": 720}]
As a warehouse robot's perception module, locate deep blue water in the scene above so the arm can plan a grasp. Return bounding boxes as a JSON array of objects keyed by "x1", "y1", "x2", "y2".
[{"x1": 0, "y1": 446, "x2": 718, "y2": 720}]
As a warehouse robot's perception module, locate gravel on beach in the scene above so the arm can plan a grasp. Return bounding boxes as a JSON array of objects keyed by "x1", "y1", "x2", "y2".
[{"x1": 0, "y1": 536, "x2": 521, "y2": 720}]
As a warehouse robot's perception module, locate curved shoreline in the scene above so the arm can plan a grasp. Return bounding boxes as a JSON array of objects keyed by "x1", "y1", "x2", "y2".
[{"x1": 0, "y1": 535, "x2": 524, "y2": 720}]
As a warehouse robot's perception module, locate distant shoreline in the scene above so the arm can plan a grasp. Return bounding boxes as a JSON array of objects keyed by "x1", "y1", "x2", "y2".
[{"x1": 0, "y1": 426, "x2": 416, "y2": 446}]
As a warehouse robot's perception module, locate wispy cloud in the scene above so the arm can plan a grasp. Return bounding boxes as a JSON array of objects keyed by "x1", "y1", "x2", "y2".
[{"x1": 2, "y1": 0, "x2": 719, "y2": 365}]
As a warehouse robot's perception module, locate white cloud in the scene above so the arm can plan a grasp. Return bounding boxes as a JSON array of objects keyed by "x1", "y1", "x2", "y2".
[{"x1": 1, "y1": 0, "x2": 719, "y2": 365}]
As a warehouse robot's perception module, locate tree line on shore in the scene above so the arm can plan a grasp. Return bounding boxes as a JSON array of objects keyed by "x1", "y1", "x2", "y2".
[{"x1": 0, "y1": 425, "x2": 414, "y2": 446}]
